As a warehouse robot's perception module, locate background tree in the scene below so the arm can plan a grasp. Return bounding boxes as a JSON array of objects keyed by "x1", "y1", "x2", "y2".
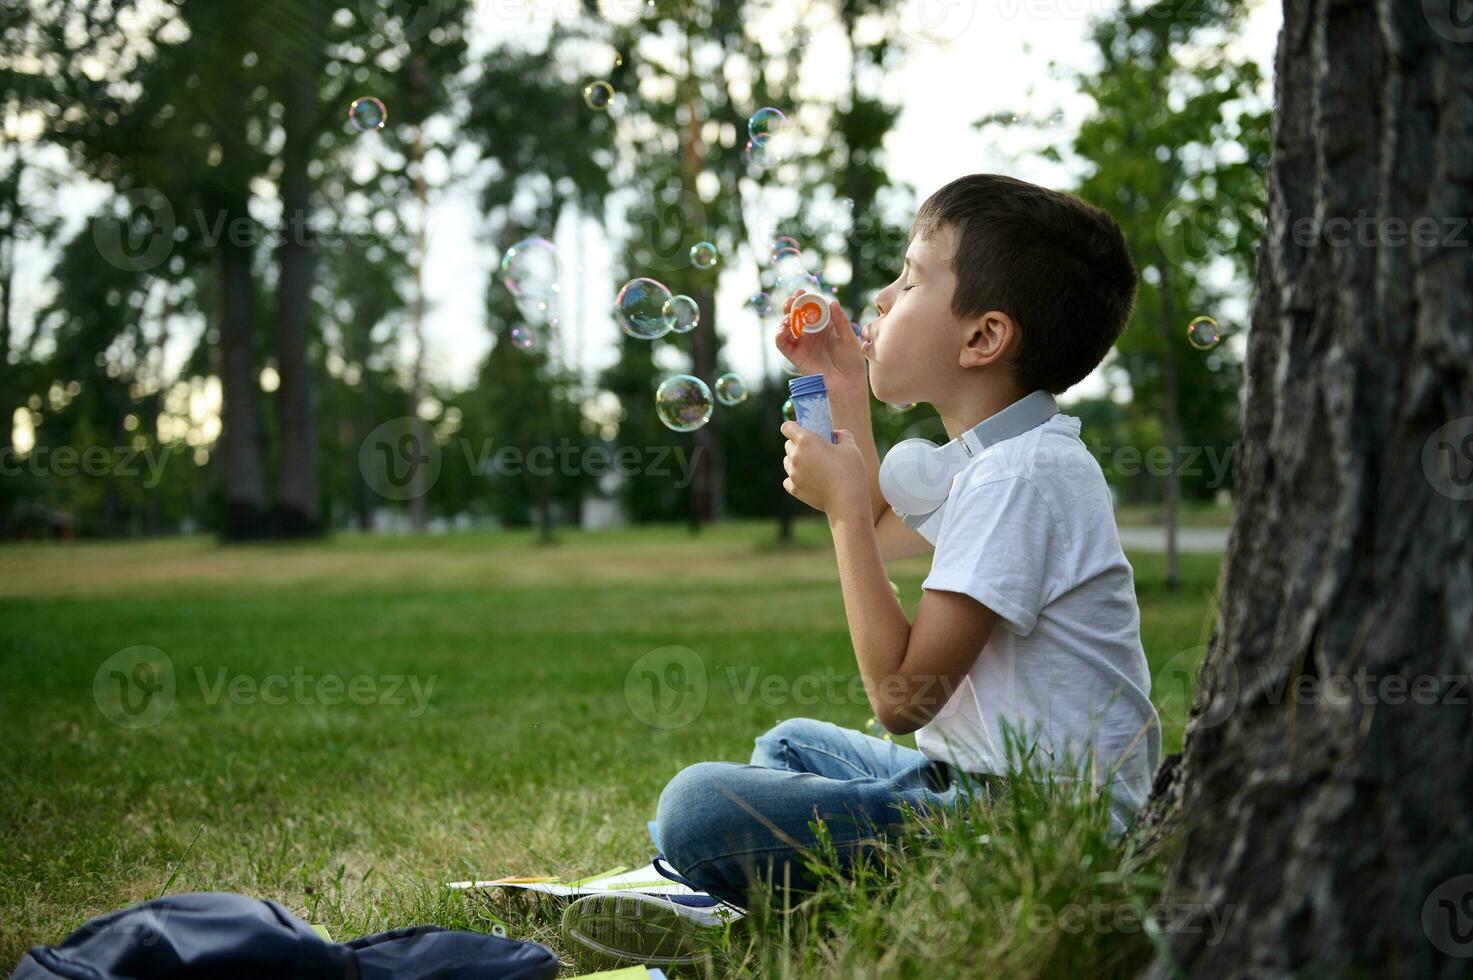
[
  {"x1": 1140, "y1": 2, "x2": 1473, "y2": 973},
  {"x1": 1057, "y1": 0, "x2": 1268, "y2": 588}
]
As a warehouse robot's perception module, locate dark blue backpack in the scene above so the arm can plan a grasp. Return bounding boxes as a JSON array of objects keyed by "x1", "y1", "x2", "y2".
[{"x1": 9, "y1": 892, "x2": 559, "y2": 980}]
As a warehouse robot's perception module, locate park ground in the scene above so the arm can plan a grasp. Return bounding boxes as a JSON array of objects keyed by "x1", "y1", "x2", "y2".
[{"x1": 0, "y1": 519, "x2": 1222, "y2": 975}]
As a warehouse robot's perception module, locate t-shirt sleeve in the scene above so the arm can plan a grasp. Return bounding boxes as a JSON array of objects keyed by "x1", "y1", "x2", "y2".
[{"x1": 921, "y1": 475, "x2": 1055, "y2": 636}]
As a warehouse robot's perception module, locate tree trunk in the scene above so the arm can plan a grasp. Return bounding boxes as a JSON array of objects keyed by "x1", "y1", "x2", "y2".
[
  {"x1": 273, "y1": 33, "x2": 323, "y2": 537},
  {"x1": 215, "y1": 196, "x2": 270, "y2": 539},
  {"x1": 1139, "y1": 3, "x2": 1473, "y2": 976}
]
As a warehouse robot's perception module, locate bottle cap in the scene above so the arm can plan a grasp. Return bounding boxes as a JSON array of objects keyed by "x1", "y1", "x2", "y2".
[
  {"x1": 787, "y1": 290, "x2": 832, "y2": 339},
  {"x1": 788, "y1": 373, "x2": 828, "y2": 398}
]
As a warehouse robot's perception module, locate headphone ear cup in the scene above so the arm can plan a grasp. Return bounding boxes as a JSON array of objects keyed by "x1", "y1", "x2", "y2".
[{"x1": 879, "y1": 439, "x2": 963, "y2": 516}]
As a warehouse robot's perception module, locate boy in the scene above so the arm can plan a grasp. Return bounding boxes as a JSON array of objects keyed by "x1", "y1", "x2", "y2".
[{"x1": 561, "y1": 175, "x2": 1161, "y2": 969}]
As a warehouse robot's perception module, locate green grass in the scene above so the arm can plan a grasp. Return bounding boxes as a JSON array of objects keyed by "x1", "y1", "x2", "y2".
[{"x1": 0, "y1": 520, "x2": 1220, "y2": 975}]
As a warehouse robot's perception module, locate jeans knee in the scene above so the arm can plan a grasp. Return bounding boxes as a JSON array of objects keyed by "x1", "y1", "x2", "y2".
[
  {"x1": 751, "y1": 716, "x2": 825, "y2": 767},
  {"x1": 656, "y1": 762, "x2": 734, "y2": 869}
]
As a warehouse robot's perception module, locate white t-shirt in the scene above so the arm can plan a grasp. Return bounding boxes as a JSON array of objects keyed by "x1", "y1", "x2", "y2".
[{"x1": 914, "y1": 413, "x2": 1160, "y2": 836}]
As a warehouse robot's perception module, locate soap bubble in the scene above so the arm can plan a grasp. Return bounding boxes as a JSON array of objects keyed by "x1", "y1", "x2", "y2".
[
  {"x1": 779, "y1": 272, "x2": 824, "y2": 305},
  {"x1": 663, "y1": 294, "x2": 700, "y2": 334},
  {"x1": 501, "y1": 238, "x2": 560, "y2": 298},
  {"x1": 690, "y1": 241, "x2": 719, "y2": 269},
  {"x1": 510, "y1": 327, "x2": 536, "y2": 351},
  {"x1": 348, "y1": 96, "x2": 387, "y2": 131},
  {"x1": 615, "y1": 278, "x2": 674, "y2": 339},
  {"x1": 743, "y1": 140, "x2": 773, "y2": 171},
  {"x1": 584, "y1": 81, "x2": 614, "y2": 111},
  {"x1": 746, "y1": 292, "x2": 773, "y2": 318},
  {"x1": 714, "y1": 373, "x2": 747, "y2": 406},
  {"x1": 770, "y1": 237, "x2": 801, "y2": 263},
  {"x1": 748, "y1": 107, "x2": 785, "y2": 145},
  {"x1": 782, "y1": 397, "x2": 795, "y2": 422},
  {"x1": 1187, "y1": 315, "x2": 1222, "y2": 350},
  {"x1": 772, "y1": 249, "x2": 807, "y2": 286},
  {"x1": 655, "y1": 375, "x2": 713, "y2": 432}
]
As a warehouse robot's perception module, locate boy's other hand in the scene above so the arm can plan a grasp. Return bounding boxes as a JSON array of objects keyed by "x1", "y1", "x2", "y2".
[
  {"x1": 781, "y1": 422, "x2": 869, "y2": 521},
  {"x1": 775, "y1": 296, "x2": 868, "y2": 401}
]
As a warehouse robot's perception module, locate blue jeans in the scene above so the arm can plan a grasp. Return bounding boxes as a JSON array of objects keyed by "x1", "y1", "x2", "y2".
[{"x1": 655, "y1": 717, "x2": 1001, "y2": 909}]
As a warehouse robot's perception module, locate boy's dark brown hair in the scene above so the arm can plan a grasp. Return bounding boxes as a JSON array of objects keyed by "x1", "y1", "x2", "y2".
[{"x1": 913, "y1": 174, "x2": 1138, "y2": 394}]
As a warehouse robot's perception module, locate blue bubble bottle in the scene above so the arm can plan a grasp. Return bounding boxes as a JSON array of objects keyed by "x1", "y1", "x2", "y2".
[{"x1": 788, "y1": 374, "x2": 836, "y2": 444}]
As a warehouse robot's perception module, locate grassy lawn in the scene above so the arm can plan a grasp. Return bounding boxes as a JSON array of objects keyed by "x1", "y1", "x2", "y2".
[{"x1": 0, "y1": 520, "x2": 1220, "y2": 974}]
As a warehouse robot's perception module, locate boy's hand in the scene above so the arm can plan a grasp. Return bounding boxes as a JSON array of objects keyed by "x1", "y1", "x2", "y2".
[
  {"x1": 775, "y1": 296, "x2": 868, "y2": 401},
  {"x1": 781, "y1": 422, "x2": 870, "y2": 521}
]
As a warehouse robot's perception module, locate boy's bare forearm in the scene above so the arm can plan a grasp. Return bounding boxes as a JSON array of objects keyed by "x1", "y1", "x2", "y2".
[{"x1": 829, "y1": 386, "x2": 888, "y2": 526}]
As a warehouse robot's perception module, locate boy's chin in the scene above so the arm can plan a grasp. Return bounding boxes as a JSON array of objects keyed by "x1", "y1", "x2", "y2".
[{"x1": 869, "y1": 374, "x2": 915, "y2": 408}]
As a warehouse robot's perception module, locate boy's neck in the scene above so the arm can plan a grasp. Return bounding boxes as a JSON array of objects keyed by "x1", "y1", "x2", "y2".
[{"x1": 934, "y1": 380, "x2": 1034, "y2": 441}]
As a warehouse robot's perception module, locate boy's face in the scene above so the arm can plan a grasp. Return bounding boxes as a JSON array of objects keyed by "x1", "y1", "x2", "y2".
[{"x1": 862, "y1": 226, "x2": 969, "y2": 406}]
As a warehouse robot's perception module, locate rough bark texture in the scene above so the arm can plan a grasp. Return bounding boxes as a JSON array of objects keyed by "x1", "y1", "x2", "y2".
[
  {"x1": 214, "y1": 199, "x2": 270, "y2": 539},
  {"x1": 1140, "y1": 2, "x2": 1473, "y2": 977},
  {"x1": 272, "y1": 10, "x2": 325, "y2": 537}
]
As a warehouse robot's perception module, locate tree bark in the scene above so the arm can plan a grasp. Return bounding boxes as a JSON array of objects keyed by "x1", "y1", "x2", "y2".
[
  {"x1": 215, "y1": 196, "x2": 270, "y2": 539},
  {"x1": 1140, "y1": 2, "x2": 1473, "y2": 976},
  {"x1": 272, "y1": 20, "x2": 324, "y2": 537}
]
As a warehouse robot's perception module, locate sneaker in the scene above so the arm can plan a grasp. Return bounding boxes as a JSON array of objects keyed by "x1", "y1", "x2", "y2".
[{"x1": 560, "y1": 892, "x2": 736, "y2": 971}]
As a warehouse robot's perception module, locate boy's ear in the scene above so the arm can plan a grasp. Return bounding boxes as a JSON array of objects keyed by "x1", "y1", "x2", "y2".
[{"x1": 959, "y1": 310, "x2": 1018, "y2": 369}]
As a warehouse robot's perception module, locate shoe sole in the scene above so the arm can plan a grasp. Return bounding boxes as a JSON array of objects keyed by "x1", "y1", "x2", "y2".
[{"x1": 560, "y1": 892, "x2": 716, "y2": 971}]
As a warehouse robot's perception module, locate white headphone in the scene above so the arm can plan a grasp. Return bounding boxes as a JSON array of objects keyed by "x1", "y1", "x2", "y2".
[{"x1": 879, "y1": 390, "x2": 1060, "y2": 542}]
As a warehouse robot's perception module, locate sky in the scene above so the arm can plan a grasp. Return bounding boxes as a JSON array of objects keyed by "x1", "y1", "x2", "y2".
[{"x1": 9, "y1": 0, "x2": 1282, "y2": 410}]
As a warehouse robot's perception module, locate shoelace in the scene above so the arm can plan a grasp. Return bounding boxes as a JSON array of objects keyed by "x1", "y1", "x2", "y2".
[{"x1": 650, "y1": 855, "x2": 719, "y2": 908}]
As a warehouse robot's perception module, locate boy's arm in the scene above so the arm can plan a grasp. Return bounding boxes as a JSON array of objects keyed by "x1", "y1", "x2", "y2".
[
  {"x1": 782, "y1": 422, "x2": 995, "y2": 733},
  {"x1": 830, "y1": 377, "x2": 934, "y2": 562},
  {"x1": 828, "y1": 508, "x2": 997, "y2": 734},
  {"x1": 776, "y1": 298, "x2": 932, "y2": 561}
]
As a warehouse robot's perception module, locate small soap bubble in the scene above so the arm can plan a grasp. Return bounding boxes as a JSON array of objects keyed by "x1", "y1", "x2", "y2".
[
  {"x1": 510, "y1": 326, "x2": 536, "y2": 351},
  {"x1": 748, "y1": 107, "x2": 785, "y2": 145},
  {"x1": 1187, "y1": 315, "x2": 1222, "y2": 350},
  {"x1": 616, "y1": 278, "x2": 674, "y2": 339},
  {"x1": 747, "y1": 292, "x2": 773, "y2": 318},
  {"x1": 782, "y1": 397, "x2": 795, "y2": 421},
  {"x1": 714, "y1": 373, "x2": 747, "y2": 406},
  {"x1": 656, "y1": 375, "x2": 714, "y2": 432},
  {"x1": 770, "y1": 237, "x2": 801, "y2": 263},
  {"x1": 348, "y1": 96, "x2": 387, "y2": 131},
  {"x1": 743, "y1": 140, "x2": 773, "y2": 171},
  {"x1": 583, "y1": 81, "x2": 614, "y2": 111},
  {"x1": 689, "y1": 241, "x2": 719, "y2": 269},
  {"x1": 501, "y1": 238, "x2": 560, "y2": 298},
  {"x1": 663, "y1": 294, "x2": 700, "y2": 334},
  {"x1": 773, "y1": 251, "x2": 807, "y2": 287}
]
